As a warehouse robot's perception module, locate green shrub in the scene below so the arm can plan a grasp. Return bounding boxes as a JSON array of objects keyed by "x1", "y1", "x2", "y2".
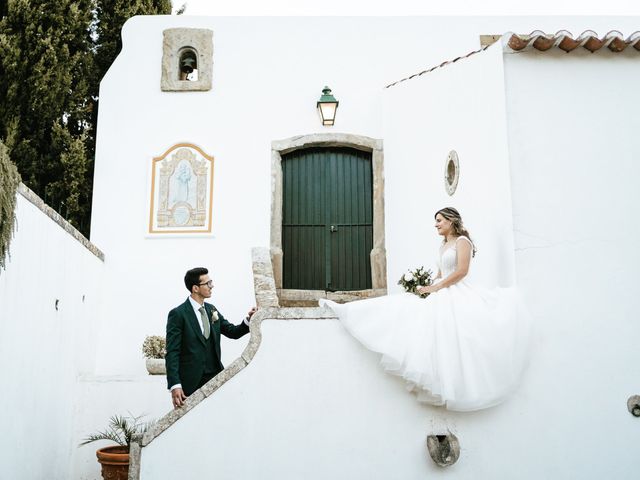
[{"x1": 0, "y1": 140, "x2": 20, "y2": 269}]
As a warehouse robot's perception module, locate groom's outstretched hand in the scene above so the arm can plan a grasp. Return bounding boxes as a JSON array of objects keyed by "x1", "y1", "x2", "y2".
[
  {"x1": 172, "y1": 388, "x2": 187, "y2": 409},
  {"x1": 246, "y1": 306, "x2": 257, "y2": 321}
]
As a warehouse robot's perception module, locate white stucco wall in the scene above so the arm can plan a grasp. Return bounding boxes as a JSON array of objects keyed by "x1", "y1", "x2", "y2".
[
  {"x1": 0, "y1": 192, "x2": 104, "y2": 480},
  {"x1": 91, "y1": 16, "x2": 640, "y2": 377},
  {"x1": 90, "y1": 16, "x2": 392, "y2": 376},
  {"x1": 87, "y1": 15, "x2": 640, "y2": 480},
  {"x1": 136, "y1": 42, "x2": 640, "y2": 478},
  {"x1": 134, "y1": 34, "x2": 523, "y2": 480},
  {"x1": 140, "y1": 319, "x2": 538, "y2": 480},
  {"x1": 504, "y1": 48, "x2": 640, "y2": 478},
  {"x1": 2, "y1": 13, "x2": 639, "y2": 480},
  {"x1": 381, "y1": 41, "x2": 515, "y2": 288}
]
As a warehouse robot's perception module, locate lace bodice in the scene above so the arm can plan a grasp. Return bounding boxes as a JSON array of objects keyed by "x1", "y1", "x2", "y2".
[{"x1": 438, "y1": 236, "x2": 472, "y2": 277}]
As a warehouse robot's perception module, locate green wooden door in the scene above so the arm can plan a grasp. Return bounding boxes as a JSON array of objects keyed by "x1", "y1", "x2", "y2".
[{"x1": 282, "y1": 147, "x2": 373, "y2": 291}]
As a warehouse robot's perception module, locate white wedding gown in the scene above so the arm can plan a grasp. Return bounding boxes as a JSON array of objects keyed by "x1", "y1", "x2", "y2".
[{"x1": 320, "y1": 237, "x2": 532, "y2": 411}]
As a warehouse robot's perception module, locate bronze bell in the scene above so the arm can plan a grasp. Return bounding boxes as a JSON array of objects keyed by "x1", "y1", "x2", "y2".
[{"x1": 180, "y1": 56, "x2": 196, "y2": 74}]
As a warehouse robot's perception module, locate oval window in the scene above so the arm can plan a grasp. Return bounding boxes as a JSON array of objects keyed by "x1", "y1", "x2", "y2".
[{"x1": 444, "y1": 150, "x2": 459, "y2": 196}]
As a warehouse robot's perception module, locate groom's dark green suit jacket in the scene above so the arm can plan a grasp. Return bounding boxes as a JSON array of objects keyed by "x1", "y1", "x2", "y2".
[{"x1": 166, "y1": 298, "x2": 250, "y2": 396}]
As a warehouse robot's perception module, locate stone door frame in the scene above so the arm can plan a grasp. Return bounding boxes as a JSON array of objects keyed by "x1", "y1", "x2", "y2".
[{"x1": 270, "y1": 133, "x2": 387, "y2": 305}]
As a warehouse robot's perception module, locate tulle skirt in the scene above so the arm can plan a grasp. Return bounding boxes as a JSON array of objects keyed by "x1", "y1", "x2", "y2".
[{"x1": 320, "y1": 282, "x2": 531, "y2": 411}]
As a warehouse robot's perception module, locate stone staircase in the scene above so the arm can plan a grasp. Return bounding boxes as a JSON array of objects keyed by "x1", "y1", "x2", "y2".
[{"x1": 128, "y1": 247, "x2": 336, "y2": 479}]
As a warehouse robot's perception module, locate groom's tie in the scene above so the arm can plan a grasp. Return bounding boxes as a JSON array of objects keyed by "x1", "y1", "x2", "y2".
[{"x1": 198, "y1": 306, "x2": 210, "y2": 339}]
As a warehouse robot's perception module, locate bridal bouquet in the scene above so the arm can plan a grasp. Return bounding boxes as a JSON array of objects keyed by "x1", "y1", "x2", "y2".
[{"x1": 398, "y1": 266, "x2": 433, "y2": 298}]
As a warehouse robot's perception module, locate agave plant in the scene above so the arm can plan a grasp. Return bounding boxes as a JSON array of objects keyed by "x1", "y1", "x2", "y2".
[{"x1": 80, "y1": 413, "x2": 153, "y2": 448}]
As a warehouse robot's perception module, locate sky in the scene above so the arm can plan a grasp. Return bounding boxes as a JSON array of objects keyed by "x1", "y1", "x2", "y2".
[{"x1": 174, "y1": 0, "x2": 640, "y2": 17}]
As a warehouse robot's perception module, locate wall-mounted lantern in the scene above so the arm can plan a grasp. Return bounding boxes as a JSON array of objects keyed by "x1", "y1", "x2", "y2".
[{"x1": 317, "y1": 86, "x2": 339, "y2": 126}]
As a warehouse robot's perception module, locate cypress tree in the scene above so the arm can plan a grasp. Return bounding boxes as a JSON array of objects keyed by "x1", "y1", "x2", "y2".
[
  {"x1": 94, "y1": 0, "x2": 172, "y2": 84},
  {"x1": 0, "y1": 0, "x2": 172, "y2": 235},
  {"x1": 0, "y1": 0, "x2": 94, "y2": 231},
  {"x1": 86, "y1": 0, "x2": 172, "y2": 227}
]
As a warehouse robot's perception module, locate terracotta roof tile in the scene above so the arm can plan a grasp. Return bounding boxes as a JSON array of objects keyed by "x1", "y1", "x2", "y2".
[{"x1": 506, "y1": 30, "x2": 640, "y2": 53}]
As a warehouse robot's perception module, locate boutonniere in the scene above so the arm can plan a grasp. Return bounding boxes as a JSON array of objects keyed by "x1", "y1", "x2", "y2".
[{"x1": 211, "y1": 309, "x2": 219, "y2": 322}]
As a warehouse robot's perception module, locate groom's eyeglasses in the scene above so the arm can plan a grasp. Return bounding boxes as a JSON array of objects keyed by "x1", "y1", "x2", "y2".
[{"x1": 198, "y1": 281, "x2": 214, "y2": 288}]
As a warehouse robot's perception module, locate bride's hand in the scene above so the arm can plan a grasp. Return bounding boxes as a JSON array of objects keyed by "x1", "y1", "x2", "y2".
[{"x1": 417, "y1": 285, "x2": 439, "y2": 294}]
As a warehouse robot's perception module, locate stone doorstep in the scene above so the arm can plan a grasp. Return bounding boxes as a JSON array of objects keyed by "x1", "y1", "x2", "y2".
[{"x1": 278, "y1": 288, "x2": 387, "y2": 307}]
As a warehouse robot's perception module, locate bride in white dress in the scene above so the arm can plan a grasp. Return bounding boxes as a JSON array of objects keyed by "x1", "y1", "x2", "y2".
[{"x1": 320, "y1": 207, "x2": 531, "y2": 411}]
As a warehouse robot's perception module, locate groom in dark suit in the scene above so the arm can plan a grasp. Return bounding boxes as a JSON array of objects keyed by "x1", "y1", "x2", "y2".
[{"x1": 166, "y1": 267, "x2": 255, "y2": 408}]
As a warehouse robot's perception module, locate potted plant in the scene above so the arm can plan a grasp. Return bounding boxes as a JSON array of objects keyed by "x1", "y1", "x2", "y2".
[
  {"x1": 80, "y1": 414, "x2": 152, "y2": 480},
  {"x1": 142, "y1": 335, "x2": 166, "y2": 374}
]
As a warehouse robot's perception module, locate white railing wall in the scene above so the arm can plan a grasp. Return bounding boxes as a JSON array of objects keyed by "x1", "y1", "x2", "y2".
[{"x1": 0, "y1": 185, "x2": 105, "y2": 479}]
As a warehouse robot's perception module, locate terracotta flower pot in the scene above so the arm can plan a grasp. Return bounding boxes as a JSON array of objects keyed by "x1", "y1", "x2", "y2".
[
  {"x1": 96, "y1": 445, "x2": 129, "y2": 480},
  {"x1": 145, "y1": 358, "x2": 166, "y2": 375}
]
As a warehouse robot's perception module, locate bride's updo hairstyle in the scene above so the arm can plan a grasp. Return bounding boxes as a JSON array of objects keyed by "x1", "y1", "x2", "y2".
[{"x1": 435, "y1": 207, "x2": 477, "y2": 257}]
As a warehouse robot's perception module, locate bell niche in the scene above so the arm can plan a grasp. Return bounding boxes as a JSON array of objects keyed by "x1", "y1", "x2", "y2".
[{"x1": 161, "y1": 28, "x2": 213, "y2": 91}]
